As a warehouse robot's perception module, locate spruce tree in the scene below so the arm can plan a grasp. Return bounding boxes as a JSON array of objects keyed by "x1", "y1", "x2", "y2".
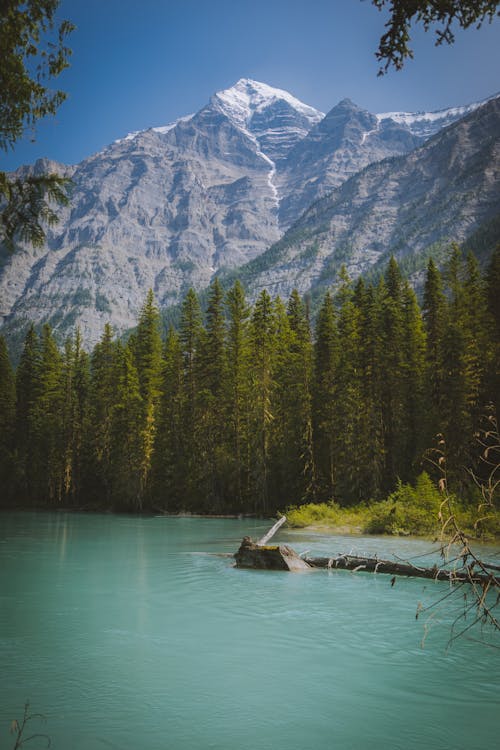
[
  {"x1": 353, "y1": 279, "x2": 385, "y2": 498},
  {"x1": 71, "y1": 329, "x2": 91, "y2": 506},
  {"x1": 280, "y1": 289, "x2": 315, "y2": 504},
  {"x1": 400, "y1": 281, "x2": 426, "y2": 477},
  {"x1": 249, "y1": 289, "x2": 276, "y2": 514},
  {"x1": 225, "y1": 281, "x2": 251, "y2": 509},
  {"x1": 178, "y1": 288, "x2": 203, "y2": 508},
  {"x1": 486, "y1": 245, "x2": 500, "y2": 410},
  {"x1": 134, "y1": 290, "x2": 163, "y2": 505},
  {"x1": 332, "y1": 267, "x2": 362, "y2": 503},
  {"x1": 15, "y1": 325, "x2": 42, "y2": 504},
  {"x1": 422, "y1": 258, "x2": 447, "y2": 448},
  {"x1": 379, "y1": 258, "x2": 406, "y2": 488},
  {"x1": 152, "y1": 326, "x2": 184, "y2": 510},
  {"x1": 90, "y1": 323, "x2": 120, "y2": 506},
  {"x1": 111, "y1": 344, "x2": 144, "y2": 510},
  {"x1": 37, "y1": 324, "x2": 64, "y2": 503},
  {"x1": 313, "y1": 292, "x2": 339, "y2": 500},
  {"x1": 0, "y1": 336, "x2": 16, "y2": 506},
  {"x1": 197, "y1": 279, "x2": 229, "y2": 510},
  {"x1": 440, "y1": 249, "x2": 470, "y2": 482},
  {"x1": 135, "y1": 289, "x2": 163, "y2": 402}
]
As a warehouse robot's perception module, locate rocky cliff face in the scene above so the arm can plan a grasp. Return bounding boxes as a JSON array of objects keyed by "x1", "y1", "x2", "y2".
[
  {"x1": 276, "y1": 98, "x2": 421, "y2": 228},
  {"x1": 230, "y1": 97, "x2": 500, "y2": 302},
  {"x1": 0, "y1": 79, "x2": 496, "y2": 346}
]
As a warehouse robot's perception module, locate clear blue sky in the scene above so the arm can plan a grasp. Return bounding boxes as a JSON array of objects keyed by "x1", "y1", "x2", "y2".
[{"x1": 4, "y1": 0, "x2": 500, "y2": 170}]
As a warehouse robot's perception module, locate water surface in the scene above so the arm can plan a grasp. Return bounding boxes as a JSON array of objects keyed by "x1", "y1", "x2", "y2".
[{"x1": 0, "y1": 512, "x2": 498, "y2": 749}]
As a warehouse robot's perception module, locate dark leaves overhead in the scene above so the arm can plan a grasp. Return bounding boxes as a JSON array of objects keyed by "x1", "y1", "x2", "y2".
[{"x1": 372, "y1": 1, "x2": 500, "y2": 74}]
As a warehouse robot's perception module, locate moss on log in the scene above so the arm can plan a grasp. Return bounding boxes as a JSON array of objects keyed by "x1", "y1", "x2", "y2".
[{"x1": 235, "y1": 537, "x2": 311, "y2": 571}]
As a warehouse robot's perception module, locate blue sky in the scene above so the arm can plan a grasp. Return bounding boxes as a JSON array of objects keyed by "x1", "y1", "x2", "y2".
[{"x1": 4, "y1": 0, "x2": 500, "y2": 170}]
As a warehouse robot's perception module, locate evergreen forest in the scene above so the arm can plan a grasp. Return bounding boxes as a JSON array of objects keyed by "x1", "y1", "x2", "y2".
[{"x1": 1, "y1": 246, "x2": 499, "y2": 519}]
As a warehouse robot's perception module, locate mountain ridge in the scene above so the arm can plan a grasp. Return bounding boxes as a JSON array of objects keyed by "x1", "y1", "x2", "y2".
[{"x1": 1, "y1": 79, "x2": 499, "y2": 347}]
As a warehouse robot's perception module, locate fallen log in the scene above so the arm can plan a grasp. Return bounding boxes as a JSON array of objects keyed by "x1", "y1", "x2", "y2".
[
  {"x1": 304, "y1": 554, "x2": 493, "y2": 584},
  {"x1": 233, "y1": 518, "x2": 494, "y2": 582}
]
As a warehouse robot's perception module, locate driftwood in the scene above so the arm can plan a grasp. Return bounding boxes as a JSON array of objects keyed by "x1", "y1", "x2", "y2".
[
  {"x1": 235, "y1": 537, "x2": 311, "y2": 571},
  {"x1": 304, "y1": 554, "x2": 493, "y2": 584},
  {"x1": 235, "y1": 516, "x2": 310, "y2": 571},
  {"x1": 257, "y1": 515, "x2": 287, "y2": 545},
  {"x1": 234, "y1": 518, "x2": 494, "y2": 583}
]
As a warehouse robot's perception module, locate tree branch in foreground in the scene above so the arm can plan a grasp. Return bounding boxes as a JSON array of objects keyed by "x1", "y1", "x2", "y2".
[
  {"x1": 0, "y1": 171, "x2": 70, "y2": 251},
  {"x1": 372, "y1": 1, "x2": 500, "y2": 74}
]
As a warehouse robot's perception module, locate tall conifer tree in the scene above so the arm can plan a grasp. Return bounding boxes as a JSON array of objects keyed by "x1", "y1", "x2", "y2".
[
  {"x1": 179, "y1": 288, "x2": 203, "y2": 508},
  {"x1": 0, "y1": 336, "x2": 16, "y2": 505},
  {"x1": 313, "y1": 292, "x2": 339, "y2": 500},
  {"x1": 225, "y1": 281, "x2": 251, "y2": 509},
  {"x1": 249, "y1": 289, "x2": 276, "y2": 514},
  {"x1": 15, "y1": 325, "x2": 42, "y2": 504}
]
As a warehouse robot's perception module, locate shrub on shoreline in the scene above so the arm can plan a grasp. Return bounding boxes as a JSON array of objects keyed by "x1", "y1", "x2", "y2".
[{"x1": 286, "y1": 472, "x2": 499, "y2": 538}]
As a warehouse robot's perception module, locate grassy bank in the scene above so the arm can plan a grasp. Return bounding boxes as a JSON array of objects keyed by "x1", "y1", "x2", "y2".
[{"x1": 285, "y1": 473, "x2": 500, "y2": 539}]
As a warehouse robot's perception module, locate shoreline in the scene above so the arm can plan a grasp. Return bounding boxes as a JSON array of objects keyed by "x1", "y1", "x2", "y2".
[{"x1": 2, "y1": 507, "x2": 499, "y2": 541}]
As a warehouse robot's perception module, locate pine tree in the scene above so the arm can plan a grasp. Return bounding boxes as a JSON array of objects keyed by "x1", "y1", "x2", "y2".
[
  {"x1": 332, "y1": 267, "x2": 362, "y2": 503},
  {"x1": 422, "y1": 258, "x2": 447, "y2": 448},
  {"x1": 400, "y1": 281, "x2": 426, "y2": 477},
  {"x1": 225, "y1": 281, "x2": 251, "y2": 509},
  {"x1": 462, "y1": 253, "x2": 493, "y2": 423},
  {"x1": 249, "y1": 289, "x2": 276, "y2": 514},
  {"x1": 0, "y1": 336, "x2": 16, "y2": 506},
  {"x1": 353, "y1": 279, "x2": 385, "y2": 498},
  {"x1": 71, "y1": 329, "x2": 91, "y2": 506},
  {"x1": 197, "y1": 279, "x2": 229, "y2": 510},
  {"x1": 440, "y1": 248, "x2": 470, "y2": 482},
  {"x1": 135, "y1": 289, "x2": 163, "y2": 402},
  {"x1": 60, "y1": 336, "x2": 76, "y2": 503},
  {"x1": 277, "y1": 289, "x2": 315, "y2": 505},
  {"x1": 270, "y1": 295, "x2": 294, "y2": 507},
  {"x1": 486, "y1": 245, "x2": 500, "y2": 410},
  {"x1": 378, "y1": 258, "x2": 406, "y2": 488},
  {"x1": 313, "y1": 291, "x2": 339, "y2": 500},
  {"x1": 487, "y1": 244, "x2": 500, "y2": 345},
  {"x1": 134, "y1": 290, "x2": 163, "y2": 505},
  {"x1": 90, "y1": 323, "x2": 120, "y2": 506},
  {"x1": 111, "y1": 344, "x2": 144, "y2": 509},
  {"x1": 178, "y1": 288, "x2": 203, "y2": 508},
  {"x1": 15, "y1": 325, "x2": 42, "y2": 504},
  {"x1": 37, "y1": 323, "x2": 64, "y2": 503},
  {"x1": 152, "y1": 326, "x2": 184, "y2": 510}
]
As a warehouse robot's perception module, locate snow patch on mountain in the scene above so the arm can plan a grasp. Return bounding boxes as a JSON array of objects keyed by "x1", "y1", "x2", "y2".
[
  {"x1": 114, "y1": 114, "x2": 194, "y2": 144},
  {"x1": 213, "y1": 78, "x2": 323, "y2": 132},
  {"x1": 376, "y1": 92, "x2": 499, "y2": 138}
]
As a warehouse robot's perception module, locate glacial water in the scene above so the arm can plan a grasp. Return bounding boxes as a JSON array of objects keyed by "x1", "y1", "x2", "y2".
[{"x1": 0, "y1": 512, "x2": 499, "y2": 750}]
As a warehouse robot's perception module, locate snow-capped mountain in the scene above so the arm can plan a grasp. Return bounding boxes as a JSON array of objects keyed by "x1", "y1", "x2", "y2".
[
  {"x1": 1, "y1": 79, "x2": 498, "y2": 347},
  {"x1": 377, "y1": 92, "x2": 499, "y2": 139},
  {"x1": 230, "y1": 97, "x2": 500, "y2": 302},
  {"x1": 212, "y1": 79, "x2": 324, "y2": 161}
]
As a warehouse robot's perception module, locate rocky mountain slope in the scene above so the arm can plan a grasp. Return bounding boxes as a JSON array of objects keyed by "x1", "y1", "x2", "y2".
[
  {"x1": 0, "y1": 79, "x2": 497, "y2": 345},
  {"x1": 228, "y1": 97, "x2": 500, "y2": 302}
]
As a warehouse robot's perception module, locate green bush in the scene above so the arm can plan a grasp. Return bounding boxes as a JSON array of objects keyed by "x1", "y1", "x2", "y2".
[
  {"x1": 286, "y1": 501, "x2": 342, "y2": 527},
  {"x1": 364, "y1": 473, "x2": 441, "y2": 536},
  {"x1": 285, "y1": 473, "x2": 500, "y2": 538}
]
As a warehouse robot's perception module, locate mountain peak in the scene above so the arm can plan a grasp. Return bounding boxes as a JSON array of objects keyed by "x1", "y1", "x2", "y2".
[
  {"x1": 376, "y1": 91, "x2": 500, "y2": 139},
  {"x1": 212, "y1": 78, "x2": 323, "y2": 131}
]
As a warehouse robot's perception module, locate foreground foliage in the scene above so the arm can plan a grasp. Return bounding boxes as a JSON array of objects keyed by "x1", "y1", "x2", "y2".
[
  {"x1": 0, "y1": 0, "x2": 73, "y2": 249},
  {"x1": 0, "y1": 249, "x2": 499, "y2": 522}
]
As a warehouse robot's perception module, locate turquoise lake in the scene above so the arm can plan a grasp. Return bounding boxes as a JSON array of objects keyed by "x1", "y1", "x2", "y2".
[{"x1": 0, "y1": 512, "x2": 499, "y2": 750}]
